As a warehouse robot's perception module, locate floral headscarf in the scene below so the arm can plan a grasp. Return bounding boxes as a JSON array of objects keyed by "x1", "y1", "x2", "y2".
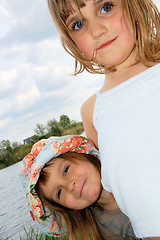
[{"x1": 20, "y1": 135, "x2": 100, "y2": 237}]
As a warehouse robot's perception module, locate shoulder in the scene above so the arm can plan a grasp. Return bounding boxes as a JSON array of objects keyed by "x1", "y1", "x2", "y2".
[
  {"x1": 81, "y1": 94, "x2": 97, "y2": 125},
  {"x1": 81, "y1": 94, "x2": 98, "y2": 148},
  {"x1": 81, "y1": 94, "x2": 97, "y2": 117}
]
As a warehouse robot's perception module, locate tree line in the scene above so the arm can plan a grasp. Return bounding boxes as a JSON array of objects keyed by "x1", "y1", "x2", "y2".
[{"x1": 0, "y1": 115, "x2": 84, "y2": 169}]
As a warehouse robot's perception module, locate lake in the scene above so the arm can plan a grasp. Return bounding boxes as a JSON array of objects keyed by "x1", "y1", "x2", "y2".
[{"x1": 0, "y1": 161, "x2": 38, "y2": 240}]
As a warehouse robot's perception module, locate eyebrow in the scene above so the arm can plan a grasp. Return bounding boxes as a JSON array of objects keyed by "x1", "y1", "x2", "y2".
[
  {"x1": 66, "y1": 0, "x2": 105, "y2": 26},
  {"x1": 66, "y1": 14, "x2": 80, "y2": 26}
]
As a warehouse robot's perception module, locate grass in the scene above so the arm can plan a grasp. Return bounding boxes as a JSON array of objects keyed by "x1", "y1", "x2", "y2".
[
  {"x1": 0, "y1": 226, "x2": 10, "y2": 240},
  {"x1": 20, "y1": 227, "x2": 68, "y2": 240},
  {"x1": 62, "y1": 123, "x2": 84, "y2": 136},
  {"x1": 0, "y1": 163, "x2": 7, "y2": 170},
  {"x1": 0, "y1": 226, "x2": 68, "y2": 240}
]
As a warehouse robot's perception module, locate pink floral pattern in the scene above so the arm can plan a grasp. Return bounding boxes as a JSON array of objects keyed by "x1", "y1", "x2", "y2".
[{"x1": 20, "y1": 135, "x2": 100, "y2": 237}]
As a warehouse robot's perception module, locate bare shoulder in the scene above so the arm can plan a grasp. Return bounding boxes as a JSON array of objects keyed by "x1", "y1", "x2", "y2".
[
  {"x1": 81, "y1": 94, "x2": 97, "y2": 118},
  {"x1": 81, "y1": 94, "x2": 98, "y2": 148}
]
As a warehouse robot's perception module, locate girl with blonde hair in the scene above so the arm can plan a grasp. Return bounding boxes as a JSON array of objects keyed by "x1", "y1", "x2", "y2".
[{"x1": 40, "y1": 0, "x2": 160, "y2": 238}]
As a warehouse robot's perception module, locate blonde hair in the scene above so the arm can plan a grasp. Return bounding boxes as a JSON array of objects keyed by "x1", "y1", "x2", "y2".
[
  {"x1": 36, "y1": 152, "x2": 103, "y2": 240},
  {"x1": 47, "y1": 0, "x2": 160, "y2": 74}
]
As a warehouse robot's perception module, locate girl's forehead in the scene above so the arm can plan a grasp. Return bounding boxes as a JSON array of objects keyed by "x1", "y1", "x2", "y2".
[
  {"x1": 71, "y1": 0, "x2": 117, "y2": 6},
  {"x1": 66, "y1": 0, "x2": 96, "y2": 18},
  {"x1": 60, "y1": 0, "x2": 86, "y2": 22},
  {"x1": 67, "y1": 0, "x2": 118, "y2": 15},
  {"x1": 67, "y1": 0, "x2": 86, "y2": 12},
  {"x1": 70, "y1": 0, "x2": 101, "y2": 8}
]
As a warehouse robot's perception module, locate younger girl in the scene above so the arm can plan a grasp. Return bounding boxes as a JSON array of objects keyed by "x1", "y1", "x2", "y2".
[
  {"x1": 20, "y1": 135, "x2": 138, "y2": 240},
  {"x1": 46, "y1": 0, "x2": 160, "y2": 239}
]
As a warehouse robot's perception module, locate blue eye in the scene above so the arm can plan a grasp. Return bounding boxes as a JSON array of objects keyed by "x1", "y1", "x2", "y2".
[
  {"x1": 58, "y1": 188, "x2": 62, "y2": 199},
  {"x1": 72, "y1": 20, "x2": 85, "y2": 31},
  {"x1": 101, "y1": 3, "x2": 113, "y2": 14},
  {"x1": 64, "y1": 165, "x2": 69, "y2": 175}
]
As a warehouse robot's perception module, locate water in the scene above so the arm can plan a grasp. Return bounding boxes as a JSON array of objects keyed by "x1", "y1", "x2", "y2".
[{"x1": 0, "y1": 161, "x2": 38, "y2": 240}]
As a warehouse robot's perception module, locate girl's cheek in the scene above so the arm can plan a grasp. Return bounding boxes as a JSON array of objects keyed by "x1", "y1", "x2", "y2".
[
  {"x1": 122, "y1": 12, "x2": 134, "y2": 36},
  {"x1": 75, "y1": 39, "x2": 93, "y2": 59}
]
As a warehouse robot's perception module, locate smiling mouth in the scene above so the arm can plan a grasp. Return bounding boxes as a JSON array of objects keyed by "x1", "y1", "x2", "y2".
[
  {"x1": 80, "y1": 179, "x2": 87, "y2": 197},
  {"x1": 97, "y1": 37, "x2": 117, "y2": 50}
]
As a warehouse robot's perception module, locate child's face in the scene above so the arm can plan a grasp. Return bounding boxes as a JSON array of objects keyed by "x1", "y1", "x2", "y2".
[
  {"x1": 66, "y1": 0, "x2": 135, "y2": 67},
  {"x1": 40, "y1": 157, "x2": 102, "y2": 210}
]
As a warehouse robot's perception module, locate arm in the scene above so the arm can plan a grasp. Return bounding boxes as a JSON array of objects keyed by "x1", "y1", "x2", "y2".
[{"x1": 81, "y1": 94, "x2": 98, "y2": 148}]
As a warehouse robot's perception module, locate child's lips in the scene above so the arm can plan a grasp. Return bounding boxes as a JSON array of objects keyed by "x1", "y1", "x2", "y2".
[
  {"x1": 80, "y1": 179, "x2": 87, "y2": 197},
  {"x1": 97, "y1": 37, "x2": 117, "y2": 50}
]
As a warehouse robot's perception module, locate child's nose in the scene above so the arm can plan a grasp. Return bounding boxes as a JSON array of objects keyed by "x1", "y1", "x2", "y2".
[
  {"x1": 67, "y1": 179, "x2": 75, "y2": 192},
  {"x1": 89, "y1": 18, "x2": 107, "y2": 39}
]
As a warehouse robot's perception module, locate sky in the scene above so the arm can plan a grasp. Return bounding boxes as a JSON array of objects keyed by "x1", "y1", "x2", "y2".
[
  {"x1": 0, "y1": 0, "x2": 104, "y2": 143},
  {"x1": 0, "y1": 0, "x2": 160, "y2": 144}
]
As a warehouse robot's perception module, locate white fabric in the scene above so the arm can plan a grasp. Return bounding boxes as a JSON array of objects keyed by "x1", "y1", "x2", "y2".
[{"x1": 93, "y1": 64, "x2": 160, "y2": 238}]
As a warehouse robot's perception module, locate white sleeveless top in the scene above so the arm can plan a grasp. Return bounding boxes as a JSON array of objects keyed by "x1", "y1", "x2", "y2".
[{"x1": 93, "y1": 64, "x2": 160, "y2": 238}]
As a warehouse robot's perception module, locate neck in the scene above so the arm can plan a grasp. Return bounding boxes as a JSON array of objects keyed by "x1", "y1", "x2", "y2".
[
  {"x1": 100, "y1": 46, "x2": 152, "y2": 93},
  {"x1": 100, "y1": 62, "x2": 149, "y2": 92},
  {"x1": 97, "y1": 188, "x2": 119, "y2": 211}
]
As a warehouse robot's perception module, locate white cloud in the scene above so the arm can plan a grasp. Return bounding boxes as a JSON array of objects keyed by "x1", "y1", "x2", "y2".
[
  {"x1": 17, "y1": 86, "x2": 40, "y2": 110},
  {"x1": 0, "y1": 3, "x2": 9, "y2": 15},
  {"x1": 0, "y1": 0, "x2": 56, "y2": 46},
  {"x1": 153, "y1": 0, "x2": 160, "y2": 9},
  {"x1": 0, "y1": 69, "x2": 16, "y2": 92},
  {"x1": 0, "y1": 2, "x2": 13, "y2": 38},
  {"x1": 0, "y1": 43, "x2": 103, "y2": 142},
  {"x1": 0, "y1": 99, "x2": 11, "y2": 117},
  {"x1": 0, "y1": 117, "x2": 12, "y2": 130}
]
